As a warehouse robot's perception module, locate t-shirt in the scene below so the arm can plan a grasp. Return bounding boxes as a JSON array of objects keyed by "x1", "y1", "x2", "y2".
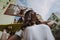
[
  {"x1": 15, "y1": 24, "x2": 55, "y2": 40},
  {"x1": 22, "y1": 24, "x2": 55, "y2": 40}
]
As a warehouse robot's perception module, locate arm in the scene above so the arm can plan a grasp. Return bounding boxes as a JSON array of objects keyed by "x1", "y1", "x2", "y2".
[
  {"x1": 8, "y1": 35, "x2": 21, "y2": 40},
  {"x1": 8, "y1": 30, "x2": 23, "y2": 40}
]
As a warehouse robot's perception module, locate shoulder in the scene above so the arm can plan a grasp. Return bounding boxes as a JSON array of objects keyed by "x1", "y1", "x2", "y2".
[
  {"x1": 25, "y1": 24, "x2": 50, "y2": 30},
  {"x1": 24, "y1": 25, "x2": 37, "y2": 31},
  {"x1": 26, "y1": 24, "x2": 49, "y2": 28},
  {"x1": 40, "y1": 24, "x2": 49, "y2": 26},
  {"x1": 39, "y1": 24, "x2": 50, "y2": 29}
]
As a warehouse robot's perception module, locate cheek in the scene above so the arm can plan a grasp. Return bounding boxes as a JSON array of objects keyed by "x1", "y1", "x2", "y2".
[{"x1": 32, "y1": 17, "x2": 36, "y2": 21}]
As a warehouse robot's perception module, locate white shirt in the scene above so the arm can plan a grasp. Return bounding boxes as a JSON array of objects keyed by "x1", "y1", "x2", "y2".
[{"x1": 23, "y1": 24, "x2": 55, "y2": 40}]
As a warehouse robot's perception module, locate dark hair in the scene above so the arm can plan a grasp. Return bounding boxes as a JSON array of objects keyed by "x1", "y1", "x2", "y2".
[{"x1": 21, "y1": 10, "x2": 41, "y2": 30}]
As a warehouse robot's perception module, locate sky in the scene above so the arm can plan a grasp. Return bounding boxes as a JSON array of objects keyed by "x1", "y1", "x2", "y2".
[
  {"x1": 15, "y1": 0, "x2": 60, "y2": 21},
  {"x1": 52, "y1": 0, "x2": 60, "y2": 13},
  {"x1": 48, "y1": 0, "x2": 60, "y2": 20}
]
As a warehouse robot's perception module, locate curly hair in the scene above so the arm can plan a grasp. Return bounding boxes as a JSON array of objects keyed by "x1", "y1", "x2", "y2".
[{"x1": 21, "y1": 10, "x2": 41, "y2": 30}]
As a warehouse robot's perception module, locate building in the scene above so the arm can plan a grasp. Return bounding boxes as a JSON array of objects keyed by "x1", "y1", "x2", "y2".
[
  {"x1": 48, "y1": 13, "x2": 60, "y2": 40},
  {"x1": 0, "y1": 0, "x2": 16, "y2": 24}
]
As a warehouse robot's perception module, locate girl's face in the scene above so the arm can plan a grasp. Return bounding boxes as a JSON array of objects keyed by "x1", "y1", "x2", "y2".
[{"x1": 32, "y1": 12, "x2": 36, "y2": 21}]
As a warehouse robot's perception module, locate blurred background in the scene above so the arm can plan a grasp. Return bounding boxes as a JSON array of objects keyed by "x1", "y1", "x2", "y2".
[{"x1": 0, "y1": 0, "x2": 60, "y2": 40}]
